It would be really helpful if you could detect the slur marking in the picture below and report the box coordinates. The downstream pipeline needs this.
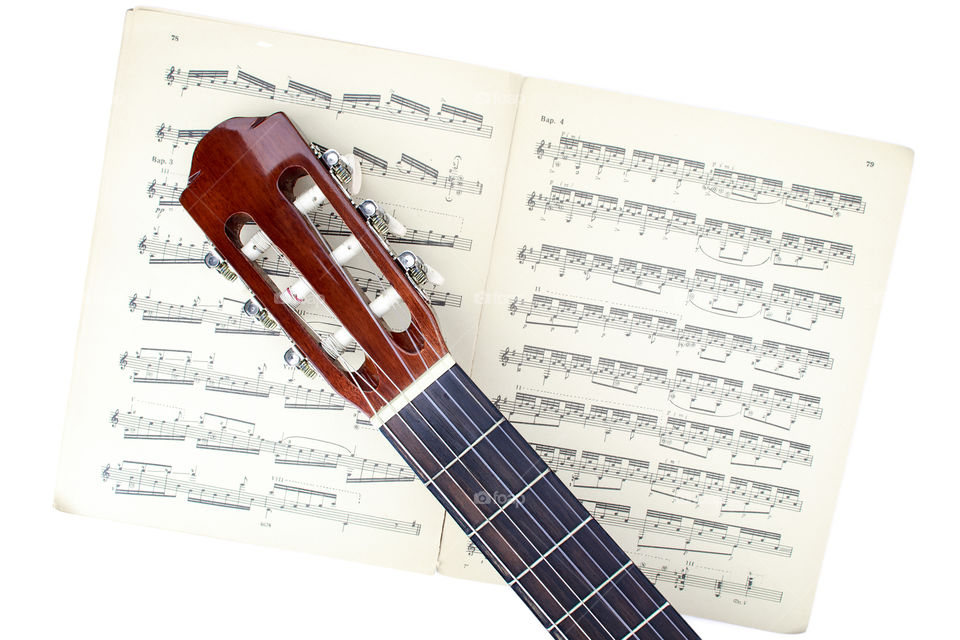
[547,560,632,633]
[426,418,505,486]
[509,515,592,586]
[620,602,669,639]
[475,467,551,533]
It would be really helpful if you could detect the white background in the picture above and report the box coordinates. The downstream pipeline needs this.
[2,1,957,638]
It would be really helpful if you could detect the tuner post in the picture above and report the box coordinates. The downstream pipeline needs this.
[203,252,238,282]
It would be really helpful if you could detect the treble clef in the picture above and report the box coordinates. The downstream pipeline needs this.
[508,297,519,315]
[517,244,528,264]
[119,352,128,370]
[128,293,138,311]
[109,409,119,426]
[536,139,545,159]
[526,192,536,210]
[101,464,111,481]
[147,179,157,198]
[156,123,166,142]
[166,66,176,85]
[499,348,510,367]
[138,235,147,254]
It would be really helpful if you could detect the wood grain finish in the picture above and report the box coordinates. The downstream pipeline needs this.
[179,113,448,415]
[380,364,701,640]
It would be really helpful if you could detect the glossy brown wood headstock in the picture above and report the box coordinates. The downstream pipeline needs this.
[179,112,448,415]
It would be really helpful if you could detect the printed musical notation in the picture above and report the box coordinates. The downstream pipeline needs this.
[518,244,844,330]
[308,207,473,251]
[119,348,345,410]
[509,293,833,380]
[165,66,493,138]
[130,293,282,336]
[351,147,483,198]
[154,122,206,147]
[536,135,866,217]
[527,187,856,270]
[644,566,782,604]
[495,391,813,470]
[103,461,421,534]
[138,232,464,308]
[500,344,822,427]
[584,501,792,558]
[531,442,802,514]
[112,409,414,482]
[462,541,783,603]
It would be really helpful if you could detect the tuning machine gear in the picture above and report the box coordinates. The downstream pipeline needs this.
[242,298,277,330]
[283,347,317,379]
[203,251,237,281]
[312,144,359,193]
[397,251,444,289]
[357,199,407,239]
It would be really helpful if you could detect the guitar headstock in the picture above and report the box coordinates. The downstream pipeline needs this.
[179,112,448,416]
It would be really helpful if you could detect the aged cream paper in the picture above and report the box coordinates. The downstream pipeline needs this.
[438,78,912,632]
[55,8,521,573]
[57,8,912,631]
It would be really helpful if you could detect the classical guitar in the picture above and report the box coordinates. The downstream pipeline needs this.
[179,112,701,640]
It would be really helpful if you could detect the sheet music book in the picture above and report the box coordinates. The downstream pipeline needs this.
[55,8,913,633]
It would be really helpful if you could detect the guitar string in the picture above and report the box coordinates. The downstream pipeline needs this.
[352,315,677,639]
[330,350,579,639]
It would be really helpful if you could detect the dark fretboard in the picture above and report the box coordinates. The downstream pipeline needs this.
[380,363,700,640]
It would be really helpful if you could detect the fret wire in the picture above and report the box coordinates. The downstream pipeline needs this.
[440,366,693,639]
[476,467,550,532]
[389,406,623,637]
[621,602,669,640]
[416,372,663,639]
[378,422,564,634]
[426,417,505,485]
[548,561,631,633]
[509,515,592,586]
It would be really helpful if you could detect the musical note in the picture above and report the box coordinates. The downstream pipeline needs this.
[107,462,421,534]
[165,67,493,138]
[537,134,866,216]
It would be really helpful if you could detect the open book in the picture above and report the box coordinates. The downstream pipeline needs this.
[55,8,913,633]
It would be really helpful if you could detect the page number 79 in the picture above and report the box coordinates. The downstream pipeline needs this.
[866,160,875,168]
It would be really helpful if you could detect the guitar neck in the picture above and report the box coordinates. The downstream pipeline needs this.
[378,359,700,640]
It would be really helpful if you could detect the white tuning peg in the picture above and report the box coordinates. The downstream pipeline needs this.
[240,153,364,261]
[340,153,363,196]
[423,261,445,287]
[358,200,407,238]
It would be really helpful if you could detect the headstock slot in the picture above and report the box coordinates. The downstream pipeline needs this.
[180,113,447,414]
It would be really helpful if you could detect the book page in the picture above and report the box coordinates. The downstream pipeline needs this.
[55,8,522,574]
[437,78,912,631]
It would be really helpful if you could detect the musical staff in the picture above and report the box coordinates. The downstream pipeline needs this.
[495,390,813,469]
[165,66,493,138]
[462,541,782,603]
[645,567,782,604]
[536,134,866,216]
[352,147,483,197]
[307,207,472,251]
[119,348,345,410]
[500,344,822,426]
[531,442,802,514]
[527,186,856,270]
[154,122,207,147]
[104,461,421,534]
[509,293,833,379]
[517,243,845,329]
[138,233,463,308]
[112,409,415,483]
[129,293,281,336]
[583,500,792,558]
